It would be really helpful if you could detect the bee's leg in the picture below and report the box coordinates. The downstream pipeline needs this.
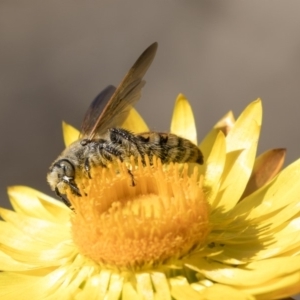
[84,157,92,179]
[127,168,135,186]
[55,187,71,207]
[67,180,82,197]
[109,128,146,165]
[61,176,82,198]
[100,141,136,186]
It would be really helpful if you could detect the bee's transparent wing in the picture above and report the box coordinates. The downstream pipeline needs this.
[80,42,158,140]
[80,85,116,137]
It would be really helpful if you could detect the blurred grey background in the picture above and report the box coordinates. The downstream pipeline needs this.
[1,0,300,209]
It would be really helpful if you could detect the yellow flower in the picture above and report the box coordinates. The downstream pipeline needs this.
[1,95,300,300]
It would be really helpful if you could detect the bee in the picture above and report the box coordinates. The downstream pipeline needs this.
[47,42,203,205]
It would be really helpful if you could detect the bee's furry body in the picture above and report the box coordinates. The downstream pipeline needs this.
[48,127,203,200]
[85,128,203,166]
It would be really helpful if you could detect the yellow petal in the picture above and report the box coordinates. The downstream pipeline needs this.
[136,273,154,299]
[199,128,220,166]
[259,205,300,234]
[215,99,262,212]
[0,250,34,271]
[197,284,254,300]
[122,282,141,300]
[202,131,226,207]
[106,273,123,300]
[239,272,300,299]
[77,270,111,299]
[76,272,111,300]
[199,111,235,160]
[121,107,149,133]
[214,111,235,136]
[241,148,286,199]
[0,207,70,243]
[170,276,202,300]
[7,186,70,223]
[253,219,300,259]
[231,158,300,219]
[209,225,300,265]
[151,272,171,299]
[186,256,300,287]
[0,273,44,299]
[62,121,80,147]
[171,94,197,145]
[0,241,75,266]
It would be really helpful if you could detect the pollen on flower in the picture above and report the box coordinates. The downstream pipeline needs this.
[70,157,210,270]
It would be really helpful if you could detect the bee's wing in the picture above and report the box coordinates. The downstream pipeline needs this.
[80,42,158,139]
[80,85,116,137]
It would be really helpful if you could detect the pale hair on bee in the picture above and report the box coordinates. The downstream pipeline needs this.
[47,42,203,206]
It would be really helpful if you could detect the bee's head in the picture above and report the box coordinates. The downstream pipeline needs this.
[47,159,80,200]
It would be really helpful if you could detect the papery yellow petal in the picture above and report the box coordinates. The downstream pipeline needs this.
[254,221,300,259]
[76,270,111,299]
[8,186,69,223]
[121,107,149,133]
[199,128,219,164]
[240,272,300,300]
[199,111,234,162]
[0,250,35,271]
[0,270,71,299]
[0,230,77,268]
[121,282,140,300]
[0,217,74,265]
[208,208,300,263]
[62,266,93,296]
[241,148,286,199]
[0,241,75,266]
[0,273,44,299]
[249,243,300,266]
[186,256,300,287]
[136,273,154,299]
[62,121,80,147]
[171,94,197,145]
[202,131,226,207]
[40,255,98,298]
[0,207,70,243]
[97,270,112,297]
[170,276,201,300]
[260,205,300,234]
[214,111,235,135]
[107,273,123,300]
[198,284,254,300]
[0,220,39,252]
[41,269,76,300]
[215,99,262,212]
[231,158,300,219]
[76,274,108,300]
[151,272,171,299]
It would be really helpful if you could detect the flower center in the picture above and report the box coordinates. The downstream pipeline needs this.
[70,157,210,270]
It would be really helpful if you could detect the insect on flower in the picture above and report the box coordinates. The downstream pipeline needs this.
[47,42,203,205]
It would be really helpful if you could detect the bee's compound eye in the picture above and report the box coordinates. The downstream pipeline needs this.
[58,159,75,178]
[47,159,73,192]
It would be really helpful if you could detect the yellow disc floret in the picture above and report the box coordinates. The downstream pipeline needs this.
[70,157,210,270]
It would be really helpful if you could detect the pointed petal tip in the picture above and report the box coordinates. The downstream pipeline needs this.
[171,93,197,144]
[177,93,186,99]
[62,121,80,147]
[214,111,235,135]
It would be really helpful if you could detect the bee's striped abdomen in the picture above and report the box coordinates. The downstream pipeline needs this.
[137,132,203,165]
